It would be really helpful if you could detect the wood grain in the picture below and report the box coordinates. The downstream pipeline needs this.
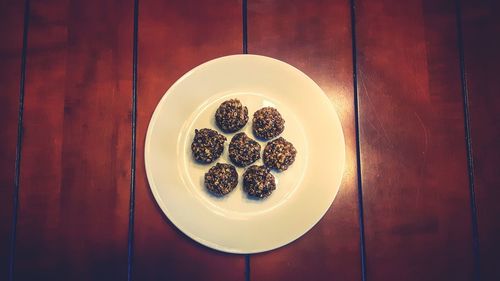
[0,0,25,279]
[460,0,500,280]
[133,1,244,280]
[247,1,362,280]
[355,0,475,280]
[13,0,133,280]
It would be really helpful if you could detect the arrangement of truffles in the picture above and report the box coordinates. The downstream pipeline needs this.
[191,98,297,199]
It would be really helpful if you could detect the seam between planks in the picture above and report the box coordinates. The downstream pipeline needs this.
[243,0,248,55]
[349,0,368,280]
[127,0,139,280]
[8,0,31,280]
[454,1,480,280]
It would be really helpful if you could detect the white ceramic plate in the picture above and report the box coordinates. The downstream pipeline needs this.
[145,55,345,254]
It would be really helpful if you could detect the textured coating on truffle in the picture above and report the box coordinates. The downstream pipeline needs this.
[252,107,285,140]
[204,163,238,196]
[215,99,249,133]
[243,165,276,198]
[263,137,297,171]
[191,128,226,164]
[229,132,261,167]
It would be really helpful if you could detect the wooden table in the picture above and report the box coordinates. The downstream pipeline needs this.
[1,0,499,280]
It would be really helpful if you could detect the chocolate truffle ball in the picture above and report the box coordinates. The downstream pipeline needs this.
[204,163,238,196]
[191,128,226,164]
[263,137,297,171]
[243,165,276,199]
[228,132,261,167]
[252,107,285,140]
[215,99,249,133]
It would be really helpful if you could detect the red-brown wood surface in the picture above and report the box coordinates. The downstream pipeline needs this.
[0,1,25,279]
[133,1,245,280]
[247,0,362,280]
[3,0,500,280]
[356,0,475,280]
[461,0,500,280]
[13,0,133,280]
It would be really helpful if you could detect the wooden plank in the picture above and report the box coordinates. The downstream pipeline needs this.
[460,0,500,280]
[0,0,25,279]
[14,0,133,280]
[133,1,245,280]
[355,0,475,280]
[248,1,362,280]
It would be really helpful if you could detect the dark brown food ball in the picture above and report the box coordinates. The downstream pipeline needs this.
[191,128,226,164]
[204,163,238,196]
[252,107,285,140]
[243,165,276,199]
[228,132,261,167]
[215,99,249,133]
[263,137,297,172]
